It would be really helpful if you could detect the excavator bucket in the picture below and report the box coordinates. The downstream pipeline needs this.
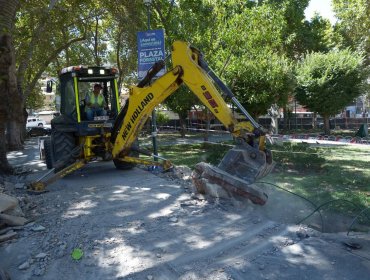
[218,143,275,184]
[192,144,274,205]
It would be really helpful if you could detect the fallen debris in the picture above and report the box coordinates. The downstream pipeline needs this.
[0,230,17,242]
[35,252,47,259]
[31,224,46,232]
[0,192,29,243]
[0,267,10,280]
[18,261,30,270]
[0,213,27,227]
[0,193,18,213]
[169,217,178,223]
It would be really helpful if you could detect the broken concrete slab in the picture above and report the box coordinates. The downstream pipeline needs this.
[0,213,28,226]
[0,193,18,213]
[0,230,17,242]
[192,162,268,205]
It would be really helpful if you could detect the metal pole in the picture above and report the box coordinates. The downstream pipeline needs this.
[145,1,158,161]
[147,4,150,30]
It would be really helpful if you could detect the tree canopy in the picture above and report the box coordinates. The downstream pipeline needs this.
[332,0,370,65]
[1,0,369,174]
[295,49,366,134]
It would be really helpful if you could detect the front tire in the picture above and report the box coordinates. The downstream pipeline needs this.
[113,159,136,170]
[113,140,139,170]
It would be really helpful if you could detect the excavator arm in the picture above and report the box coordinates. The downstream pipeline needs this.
[111,41,265,156]
[110,41,274,185]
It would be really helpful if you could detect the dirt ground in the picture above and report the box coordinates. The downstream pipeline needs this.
[0,139,369,280]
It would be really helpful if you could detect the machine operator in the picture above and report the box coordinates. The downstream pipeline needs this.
[85,83,107,120]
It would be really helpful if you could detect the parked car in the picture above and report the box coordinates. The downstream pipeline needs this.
[26,126,51,137]
[26,117,46,128]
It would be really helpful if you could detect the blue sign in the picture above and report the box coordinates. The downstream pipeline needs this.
[137,29,166,80]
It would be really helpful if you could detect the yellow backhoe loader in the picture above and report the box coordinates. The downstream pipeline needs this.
[30,41,274,203]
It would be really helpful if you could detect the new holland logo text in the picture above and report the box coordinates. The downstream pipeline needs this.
[121,92,154,141]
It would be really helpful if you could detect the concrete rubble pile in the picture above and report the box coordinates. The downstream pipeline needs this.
[0,182,28,243]
[192,162,268,205]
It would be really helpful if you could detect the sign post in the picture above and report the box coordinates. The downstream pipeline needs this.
[137,29,165,162]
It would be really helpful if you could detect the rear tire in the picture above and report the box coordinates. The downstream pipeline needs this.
[52,131,77,171]
[44,138,54,169]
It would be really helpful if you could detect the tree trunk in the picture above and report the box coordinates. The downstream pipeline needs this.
[312,112,317,129]
[0,123,12,175]
[323,115,331,135]
[179,117,186,138]
[6,120,23,151]
[7,61,24,151]
[203,109,210,142]
[0,0,20,174]
[62,29,70,65]
[14,1,49,152]
[115,27,124,91]
[6,61,24,151]
[94,16,100,66]
[283,106,288,130]
[268,104,279,134]
[270,116,278,134]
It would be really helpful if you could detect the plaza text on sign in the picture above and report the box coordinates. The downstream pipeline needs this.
[137,29,166,80]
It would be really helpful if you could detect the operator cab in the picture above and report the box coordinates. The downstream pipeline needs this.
[59,65,120,123]
[50,65,121,135]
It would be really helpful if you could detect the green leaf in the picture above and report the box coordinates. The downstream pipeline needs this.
[71,248,83,260]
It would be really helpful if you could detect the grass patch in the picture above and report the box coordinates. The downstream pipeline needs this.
[267,143,369,208]
[262,143,369,227]
[157,142,230,168]
[150,139,369,224]
[139,132,205,146]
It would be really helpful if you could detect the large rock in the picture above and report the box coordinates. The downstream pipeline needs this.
[0,213,27,226]
[0,193,18,213]
[0,193,27,227]
[192,162,268,205]
[0,267,11,280]
[0,230,17,242]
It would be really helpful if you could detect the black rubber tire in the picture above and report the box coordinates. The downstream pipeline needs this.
[113,140,139,170]
[44,138,54,169]
[113,159,136,170]
[52,131,76,171]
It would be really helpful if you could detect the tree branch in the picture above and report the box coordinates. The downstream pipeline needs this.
[24,35,87,99]
[116,27,124,89]
[152,2,170,37]
[164,0,175,24]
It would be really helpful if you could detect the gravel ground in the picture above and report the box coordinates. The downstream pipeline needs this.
[0,138,369,279]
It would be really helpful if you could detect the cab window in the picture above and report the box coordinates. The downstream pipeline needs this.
[77,79,118,120]
[60,76,76,119]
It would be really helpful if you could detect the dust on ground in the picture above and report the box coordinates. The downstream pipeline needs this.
[0,138,369,280]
